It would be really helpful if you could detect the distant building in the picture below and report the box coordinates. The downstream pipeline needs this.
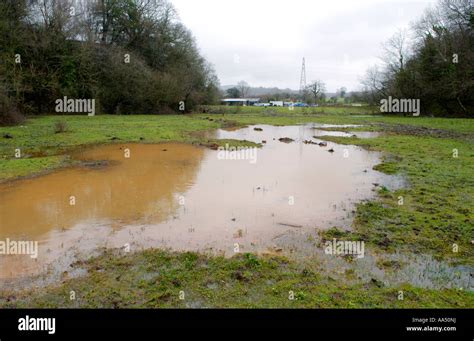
[221,98,260,106]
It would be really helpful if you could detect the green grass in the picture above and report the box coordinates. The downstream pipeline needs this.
[2,250,472,308]
[0,155,68,180]
[317,134,473,265]
[198,104,377,116]
[0,115,219,181]
[0,115,219,155]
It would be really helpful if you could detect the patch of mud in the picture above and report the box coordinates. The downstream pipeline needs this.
[312,130,381,139]
[377,123,472,140]
[311,124,363,129]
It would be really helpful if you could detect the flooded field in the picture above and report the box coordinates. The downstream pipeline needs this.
[0,124,471,292]
[0,124,399,281]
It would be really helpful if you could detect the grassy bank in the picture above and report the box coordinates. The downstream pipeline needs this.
[2,250,472,308]
[318,132,473,265]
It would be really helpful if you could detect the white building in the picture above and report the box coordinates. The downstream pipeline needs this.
[221,98,260,106]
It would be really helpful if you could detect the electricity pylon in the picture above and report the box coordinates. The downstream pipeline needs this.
[299,57,306,94]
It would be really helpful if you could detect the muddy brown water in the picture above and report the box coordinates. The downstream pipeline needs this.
[1,124,402,282]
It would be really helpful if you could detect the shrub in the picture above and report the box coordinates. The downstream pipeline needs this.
[0,87,24,126]
[54,121,67,133]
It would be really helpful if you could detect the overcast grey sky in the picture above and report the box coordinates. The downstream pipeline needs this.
[172,0,435,92]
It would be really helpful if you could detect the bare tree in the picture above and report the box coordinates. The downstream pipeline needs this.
[306,80,326,103]
[360,66,388,105]
[237,81,250,98]
[382,28,410,73]
[415,0,472,36]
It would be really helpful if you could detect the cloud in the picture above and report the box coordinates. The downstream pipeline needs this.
[172,0,434,91]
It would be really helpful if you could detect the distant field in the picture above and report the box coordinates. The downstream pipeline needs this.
[197,104,378,115]
[196,105,474,133]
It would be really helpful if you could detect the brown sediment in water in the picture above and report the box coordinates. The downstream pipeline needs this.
[0,125,401,281]
[1,143,204,239]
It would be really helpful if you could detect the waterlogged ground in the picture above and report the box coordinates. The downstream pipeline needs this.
[0,125,399,282]
[0,116,473,307]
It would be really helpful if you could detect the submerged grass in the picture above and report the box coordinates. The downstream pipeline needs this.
[2,250,472,308]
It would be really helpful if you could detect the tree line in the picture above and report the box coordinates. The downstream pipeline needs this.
[361,0,473,116]
[0,0,221,125]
